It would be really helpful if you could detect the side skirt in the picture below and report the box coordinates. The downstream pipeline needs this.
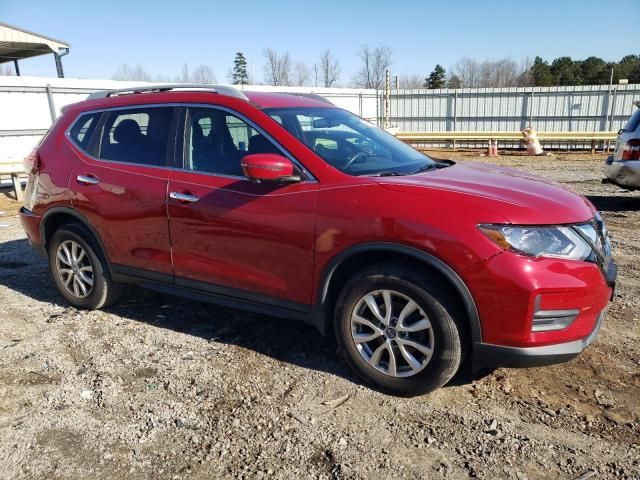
[111,264,324,332]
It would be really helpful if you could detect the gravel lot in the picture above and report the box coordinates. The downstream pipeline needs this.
[0,151,638,480]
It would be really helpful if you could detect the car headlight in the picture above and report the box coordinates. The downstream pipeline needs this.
[478,224,594,261]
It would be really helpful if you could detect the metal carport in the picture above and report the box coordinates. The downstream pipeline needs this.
[0,22,69,77]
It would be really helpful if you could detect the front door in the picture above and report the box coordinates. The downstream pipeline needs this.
[167,106,318,309]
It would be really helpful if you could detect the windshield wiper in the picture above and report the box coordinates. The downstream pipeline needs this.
[368,171,403,177]
[411,162,450,174]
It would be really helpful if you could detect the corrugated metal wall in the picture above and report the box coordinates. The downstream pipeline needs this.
[390,84,640,133]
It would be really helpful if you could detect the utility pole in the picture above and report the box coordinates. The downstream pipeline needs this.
[384,69,391,129]
[606,67,614,151]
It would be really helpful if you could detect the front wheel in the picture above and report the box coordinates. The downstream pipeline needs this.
[334,262,466,396]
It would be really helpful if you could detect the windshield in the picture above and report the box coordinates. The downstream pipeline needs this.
[263,107,435,176]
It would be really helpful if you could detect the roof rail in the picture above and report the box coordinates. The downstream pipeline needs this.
[87,84,249,101]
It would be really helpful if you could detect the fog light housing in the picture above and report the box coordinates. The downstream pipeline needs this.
[531,295,579,332]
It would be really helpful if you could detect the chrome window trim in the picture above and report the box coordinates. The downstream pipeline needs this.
[64,102,317,183]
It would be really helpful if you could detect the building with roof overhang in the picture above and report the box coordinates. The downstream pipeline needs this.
[0,22,69,77]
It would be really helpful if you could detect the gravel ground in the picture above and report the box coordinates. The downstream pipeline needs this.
[0,151,638,480]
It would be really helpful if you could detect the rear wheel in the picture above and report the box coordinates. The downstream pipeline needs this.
[334,262,465,396]
[48,224,122,309]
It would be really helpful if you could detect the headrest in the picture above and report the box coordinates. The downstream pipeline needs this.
[114,119,142,144]
[248,134,279,154]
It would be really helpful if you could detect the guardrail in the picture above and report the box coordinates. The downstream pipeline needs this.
[397,131,618,153]
[397,131,618,141]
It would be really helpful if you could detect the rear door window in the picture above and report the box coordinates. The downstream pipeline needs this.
[97,107,174,166]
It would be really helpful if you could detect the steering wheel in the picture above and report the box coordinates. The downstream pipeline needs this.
[343,151,368,170]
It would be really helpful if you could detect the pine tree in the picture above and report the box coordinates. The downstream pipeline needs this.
[530,56,554,86]
[232,52,249,85]
[426,64,446,89]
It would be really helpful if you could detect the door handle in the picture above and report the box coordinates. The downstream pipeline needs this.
[77,174,99,185]
[169,192,200,203]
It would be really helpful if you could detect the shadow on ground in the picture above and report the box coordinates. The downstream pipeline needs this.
[0,237,484,392]
[587,194,640,212]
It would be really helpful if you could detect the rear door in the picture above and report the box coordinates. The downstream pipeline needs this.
[167,105,318,308]
[68,105,177,279]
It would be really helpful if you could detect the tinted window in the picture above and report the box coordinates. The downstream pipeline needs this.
[186,107,281,176]
[98,107,173,166]
[622,109,640,133]
[69,112,101,150]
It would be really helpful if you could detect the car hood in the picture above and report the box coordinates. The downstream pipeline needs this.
[374,162,596,225]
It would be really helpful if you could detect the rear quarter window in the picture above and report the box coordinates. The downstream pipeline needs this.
[68,112,101,151]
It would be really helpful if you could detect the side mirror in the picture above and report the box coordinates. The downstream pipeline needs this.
[240,154,301,184]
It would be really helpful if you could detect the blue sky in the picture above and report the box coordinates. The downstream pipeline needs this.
[1,0,639,83]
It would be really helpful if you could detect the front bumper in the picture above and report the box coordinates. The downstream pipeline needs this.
[472,309,605,368]
[464,250,616,369]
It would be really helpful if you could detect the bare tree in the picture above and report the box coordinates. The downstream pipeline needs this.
[112,64,153,82]
[353,45,393,89]
[446,74,462,89]
[398,73,424,89]
[517,56,535,86]
[263,48,291,86]
[190,65,217,84]
[451,58,479,87]
[176,64,190,83]
[451,57,528,88]
[0,64,15,76]
[154,73,172,83]
[292,61,310,86]
[318,50,340,87]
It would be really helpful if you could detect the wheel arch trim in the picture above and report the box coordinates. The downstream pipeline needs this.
[317,242,482,343]
[40,206,111,265]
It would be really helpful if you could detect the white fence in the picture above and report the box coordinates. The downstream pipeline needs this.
[2,77,639,172]
[0,76,378,172]
[389,84,639,147]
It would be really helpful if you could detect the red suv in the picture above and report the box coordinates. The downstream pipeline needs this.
[20,85,616,396]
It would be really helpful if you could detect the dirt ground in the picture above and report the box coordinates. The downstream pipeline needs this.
[0,151,638,480]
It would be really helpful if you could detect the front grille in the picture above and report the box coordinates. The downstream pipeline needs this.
[574,214,612,269]
[593,216,612,259]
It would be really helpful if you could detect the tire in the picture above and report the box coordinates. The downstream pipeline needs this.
[334,262,466,396]
[48,223,122,309]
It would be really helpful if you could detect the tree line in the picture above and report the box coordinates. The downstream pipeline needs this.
[109,45,391,89]
[5,47,635,90]
[423,55,640,89]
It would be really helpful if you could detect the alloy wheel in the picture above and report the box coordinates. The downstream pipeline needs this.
[350,289,435,378]
[55,240,94,298]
